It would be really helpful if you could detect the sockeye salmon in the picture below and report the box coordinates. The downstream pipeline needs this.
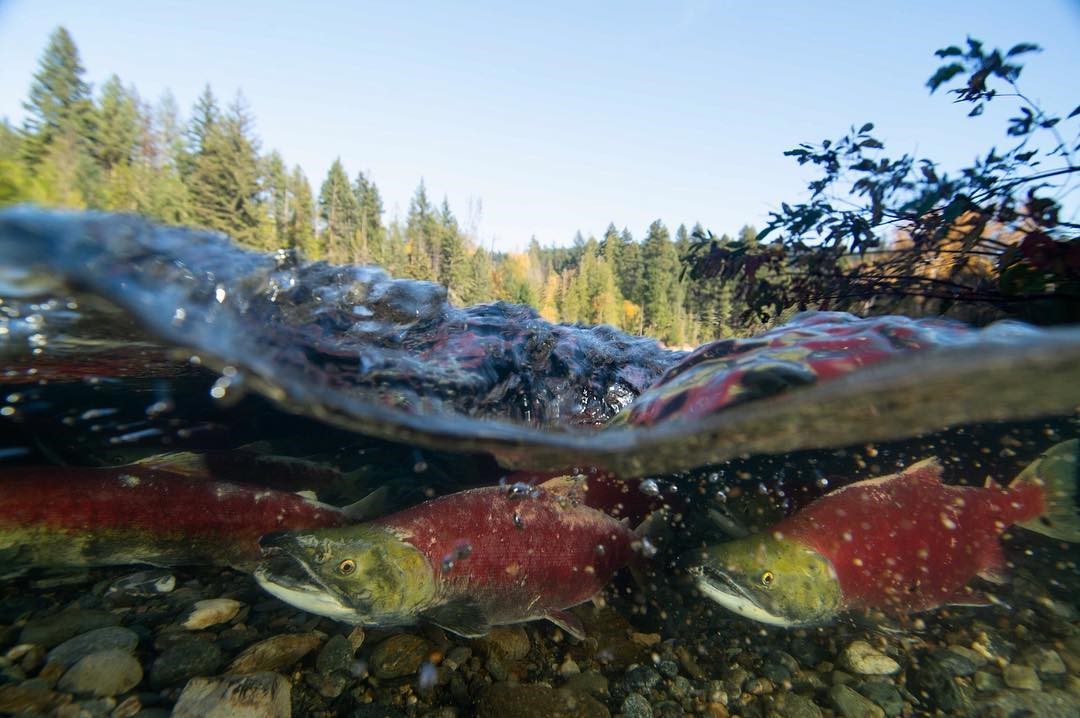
[687,439,1080,626]
[255,477,655,639]
[0,463,378,574]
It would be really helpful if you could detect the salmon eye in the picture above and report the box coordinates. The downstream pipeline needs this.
[761,571,774,587]
[338,559,357,575]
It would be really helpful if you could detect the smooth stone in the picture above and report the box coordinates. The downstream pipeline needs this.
[907,651,975,712]
[974,670,1003,692]
[477,682,610,718]
[370,634,430,680]
[475,626,530,661]
[105,570,176,601]
[946,645,987,668]
[1003,664,1041,691]
[828,684,884,718]
[766,692,824,718]
[47,626,139,668]
[0,682,68,714]
[563,669,609,696]
[839,642,900,676]
[657,660,679,679]
[975,688,1080,717]
[856,681,904,718]
[621,692,653,718]
[57,649,142,697]
[316,634,355,675]
[18,610,120,648]
[559,655,581,677]
[227,632,321,675]
[304,670,349,699]
[443,646,472,670]
[149,637,222,688]
[1017,647,1067,675]
[928,648,976,677]
[172,672,291,718]
[182,599,243,630]
[624,665,663,692]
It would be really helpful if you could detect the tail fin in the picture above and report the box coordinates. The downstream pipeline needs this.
[1013,439,1080,542]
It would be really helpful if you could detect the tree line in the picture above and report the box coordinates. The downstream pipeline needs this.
[0,27,784,346]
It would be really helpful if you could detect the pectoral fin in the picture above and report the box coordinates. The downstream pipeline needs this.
[545,609,585,640]
[421,598,491,638]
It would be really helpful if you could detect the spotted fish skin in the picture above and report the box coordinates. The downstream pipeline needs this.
[0,465,349,572]
[372,482,638,628]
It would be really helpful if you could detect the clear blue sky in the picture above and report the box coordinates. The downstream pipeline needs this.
[1,1,1077,252]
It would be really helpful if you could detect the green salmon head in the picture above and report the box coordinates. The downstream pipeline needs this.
[254,525,437,626]
[687,534,842,627]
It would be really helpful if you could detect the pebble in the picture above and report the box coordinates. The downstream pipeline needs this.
[1003,663,1042,691]
[563,669,609,697]
[946,644,987,668]
[227,631,322,674]
[370,633,431,679]
[623,665,662,693]
[839,641,900,676]
[621,692,653,718]
[317,633,355,674]
[927,648,977,677]
[559,654,580,677]
[0,682,69,714]
[172,672,291,718]
[974,670,1003,692]
[828,684,884,718]
[443,646,472,670]
[477,682,610,718]
[976,688,1080,716]
[476,626,530,660]
[57,649,142,697]
[767,692,823,718]
[149,636,223,688]
[105,570,176,602]
[46,626,139,668]
[856,681,904,718]
[182,598,243,630]
[18,610,120,648]
[1018,647,1067,675]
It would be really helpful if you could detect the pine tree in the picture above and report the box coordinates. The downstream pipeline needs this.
[353,172,384,263]
[318,158,359,262]
[463,246,494,305]
[22,27,95,165]
[95,75,141,210]
[265,150,289,247]
[641,220,679,343]
[405,180,437,280]
[0,120,32,205]
[21,26,99,206]
[437,196,469,294]
[287,165,317,257]
[136,92,190,224]
[615,227,642,307]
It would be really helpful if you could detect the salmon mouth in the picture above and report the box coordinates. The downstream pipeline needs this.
[689,563,795,628]
[254,542,370,623]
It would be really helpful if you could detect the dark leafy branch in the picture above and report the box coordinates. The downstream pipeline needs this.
[684,37,1080,325]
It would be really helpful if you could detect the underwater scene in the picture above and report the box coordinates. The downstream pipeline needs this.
[2,208,1080,718]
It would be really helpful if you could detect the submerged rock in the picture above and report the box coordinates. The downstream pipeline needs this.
[226,632,321,675]
[839,642,900,676]
[172,672,291,718]
[56,648,142,696]
[46,626,139,668]
[182,598,243,630]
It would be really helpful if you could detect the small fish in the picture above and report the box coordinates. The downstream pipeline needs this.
[0,463,380,573]
[255,477,652,639]
[687,440,1080,627]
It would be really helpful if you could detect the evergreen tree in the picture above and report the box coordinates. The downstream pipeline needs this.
[353,171,384,263]
[640,220,679,343]
[318,158,359,261]
[287,165,317,257]
[136,92,190,224]
[0,120,32,205]
[405,180,437,280]
[265,150,289,247]
[437,196,469,294]
[615,227,642,307]
[22,27,95,166]
[95,76,141,210]
[462,246,494,305]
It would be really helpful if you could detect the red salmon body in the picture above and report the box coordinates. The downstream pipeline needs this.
[775,459,1044,613]
[375,482,639,627]
[0,466,350,571]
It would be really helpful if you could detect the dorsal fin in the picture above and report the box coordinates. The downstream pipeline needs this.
[539,474,587,504]
[130,451,209,477]
[899,457,944,482]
